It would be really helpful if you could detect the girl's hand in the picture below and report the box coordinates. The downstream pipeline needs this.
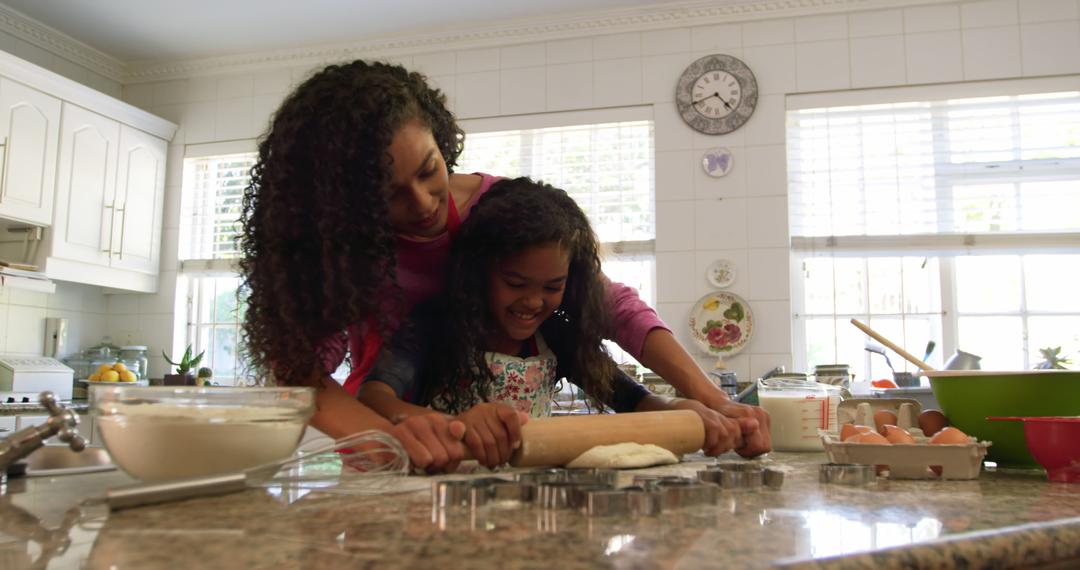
[706,398,772,458]
[669,398,745,456]
[388,414,467,472]
[456,403,529,468]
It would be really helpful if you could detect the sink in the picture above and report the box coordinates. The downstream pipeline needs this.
[24,446,115,477]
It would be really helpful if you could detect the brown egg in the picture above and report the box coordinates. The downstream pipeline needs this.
[840,423,874,441]
[848,431,890,445]
[873,410,898,434]
[882,425,916,444]
[930,426,970,445]
[918,409,949,436]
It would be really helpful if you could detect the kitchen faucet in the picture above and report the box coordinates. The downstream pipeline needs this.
[0,392,85,476]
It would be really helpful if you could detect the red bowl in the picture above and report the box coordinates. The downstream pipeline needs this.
[988,417,1080,483]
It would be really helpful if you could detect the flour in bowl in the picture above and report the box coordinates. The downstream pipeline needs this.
[97,403,307,482]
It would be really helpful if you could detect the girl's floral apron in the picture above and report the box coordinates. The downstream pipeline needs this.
[430,334,557,417]
[483,334,557,418]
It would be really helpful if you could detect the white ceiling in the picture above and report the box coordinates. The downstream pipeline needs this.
[0,0,705,63]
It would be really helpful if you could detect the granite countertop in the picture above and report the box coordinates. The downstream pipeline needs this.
[2,451,1079,569]
[0,401,90,416]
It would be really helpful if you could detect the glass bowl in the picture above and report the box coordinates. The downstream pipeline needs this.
[91,386,315,482]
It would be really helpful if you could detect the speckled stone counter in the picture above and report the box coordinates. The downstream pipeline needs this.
[2,451,1079,569]
[0,402,89,416]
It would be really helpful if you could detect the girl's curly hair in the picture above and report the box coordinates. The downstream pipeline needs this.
[240,60,463,385]
[427,177,617,413]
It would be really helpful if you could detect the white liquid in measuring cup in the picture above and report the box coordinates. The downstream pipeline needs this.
[759,393,838,451]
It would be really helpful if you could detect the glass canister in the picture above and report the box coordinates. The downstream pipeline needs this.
[119,346,150,380]
[757,377,844,451]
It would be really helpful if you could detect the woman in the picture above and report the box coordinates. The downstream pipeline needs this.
[239,60,769,471]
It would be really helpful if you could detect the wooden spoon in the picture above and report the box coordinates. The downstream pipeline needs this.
[850,318,935,371]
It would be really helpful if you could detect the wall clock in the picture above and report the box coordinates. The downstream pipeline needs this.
[675,54,758,135]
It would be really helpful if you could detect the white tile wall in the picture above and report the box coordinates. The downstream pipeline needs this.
[6,0,1076,378]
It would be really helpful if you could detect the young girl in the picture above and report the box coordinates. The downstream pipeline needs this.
[240,60,769,471]
[358,178,732,467]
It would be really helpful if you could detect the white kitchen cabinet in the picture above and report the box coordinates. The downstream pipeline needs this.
[0,50,177,293]
[51,103,119,268]
[43,104,168,291]
[111,125,166,274]
[0,78,61,226]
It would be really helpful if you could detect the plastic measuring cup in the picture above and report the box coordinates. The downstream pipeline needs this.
[757,377,843,451]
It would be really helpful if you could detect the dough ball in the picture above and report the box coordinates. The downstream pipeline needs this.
[565,443,680,469]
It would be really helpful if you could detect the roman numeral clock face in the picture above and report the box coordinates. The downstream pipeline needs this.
[675,54,758,135]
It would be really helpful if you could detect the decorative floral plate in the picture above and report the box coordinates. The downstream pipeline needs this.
[705,258,735,288]
[688,291,753,356]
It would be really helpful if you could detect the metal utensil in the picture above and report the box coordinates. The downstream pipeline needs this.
[944,350,982,370]
[865,342,896,375]
[923,340,936,363]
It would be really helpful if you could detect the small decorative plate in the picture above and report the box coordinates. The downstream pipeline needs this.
[688,291,753,356]
[701,147,734,178]
[706,258,736,288]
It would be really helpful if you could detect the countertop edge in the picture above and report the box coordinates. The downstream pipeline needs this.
[777,516,1080,569]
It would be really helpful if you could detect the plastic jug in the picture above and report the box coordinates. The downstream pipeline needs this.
[758,377,843,451]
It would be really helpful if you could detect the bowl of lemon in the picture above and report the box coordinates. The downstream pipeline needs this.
[81,362,148,393]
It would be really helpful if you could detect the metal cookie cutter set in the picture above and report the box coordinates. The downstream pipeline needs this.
[432,468,724,518]
[696,462,784,490]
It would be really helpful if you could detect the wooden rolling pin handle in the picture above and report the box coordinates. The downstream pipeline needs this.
[508,410,706,468]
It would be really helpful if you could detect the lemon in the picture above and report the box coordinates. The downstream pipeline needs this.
[113,362,127,373]
[101,370,120,382]
[88,372,102,382]
[96,364,113,375]
[119,370,137,382]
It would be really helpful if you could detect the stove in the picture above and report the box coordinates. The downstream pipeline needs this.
[0,356,74,401]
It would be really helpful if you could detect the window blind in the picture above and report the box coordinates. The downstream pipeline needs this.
[180,152,257,263]
[457,120,655,245]
[787,91,1080,248]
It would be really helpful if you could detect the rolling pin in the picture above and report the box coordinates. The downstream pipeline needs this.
[508,410,705,467]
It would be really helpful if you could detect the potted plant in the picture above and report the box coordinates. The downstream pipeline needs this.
[162,345,205,386]
[1035,346,1073,370]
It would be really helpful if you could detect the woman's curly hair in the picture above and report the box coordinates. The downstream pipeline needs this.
[427,177,618,413]
[240,60,463,385]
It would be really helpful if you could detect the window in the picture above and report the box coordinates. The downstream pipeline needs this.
[787,79,1080,381]
[179,144,256,385]
[456,108,656,364]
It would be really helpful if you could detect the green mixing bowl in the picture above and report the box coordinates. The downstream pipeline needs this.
[927,370,1080,467]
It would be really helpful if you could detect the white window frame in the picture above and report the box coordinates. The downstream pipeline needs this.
[788,77,1080,375]
[178,140,257,385]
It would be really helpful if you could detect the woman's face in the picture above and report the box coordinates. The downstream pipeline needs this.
[486,242,570,354]
[385,120,451,239]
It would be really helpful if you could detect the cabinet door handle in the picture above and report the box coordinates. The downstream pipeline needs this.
[115,206,126,259]
[102,202,115,254]
[0,135,8,200]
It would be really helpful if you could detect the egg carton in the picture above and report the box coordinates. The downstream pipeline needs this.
[833,397,925,435]
[819,430,992,480]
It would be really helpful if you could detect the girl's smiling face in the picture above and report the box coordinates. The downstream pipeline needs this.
[385,119,451,239]
[486,242,570,354]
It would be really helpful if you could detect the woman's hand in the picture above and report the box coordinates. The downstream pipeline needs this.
[697,393,772,458]
[455,403,529,468]
[667,398,746,456]
[388,414,467,472]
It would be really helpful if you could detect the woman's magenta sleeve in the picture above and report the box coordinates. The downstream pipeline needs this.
[603,276,671,359]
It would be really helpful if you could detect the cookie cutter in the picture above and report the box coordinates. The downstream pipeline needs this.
[632,475,693,490]
[433,477,513,510]
[698,463,764,489]
[515,469,568,485]
[565,468,619,487]
[819,463,875,485]
[656,478,718,508]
